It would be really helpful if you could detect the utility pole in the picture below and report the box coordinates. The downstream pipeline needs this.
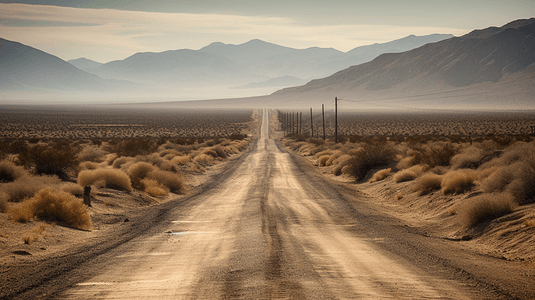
[310,108,313,137]
[322,104,325,141]
[335,97,338,143]
[299,112,303,136]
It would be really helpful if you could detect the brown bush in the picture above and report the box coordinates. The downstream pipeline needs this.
[111,156,134,169]
[0,192,8,213]
[459,193,516,227]
[78,169,132,192]
[171,155,190,165]
[0,160,28,182]
[345,141,397,181]
[127,162,155,189]
[59,182,84,197]
[393,165,426,183]
[1,175,62,202]
[413,142,457,168]
[142,178,170,197]
[413,173,443,195]
[441,169,477,195]
[369,168,392,183]
[147,169,186,194]
[77,146,108,162]
[18,140,79,177]
[8,187,92,230]
[106,139,158,157]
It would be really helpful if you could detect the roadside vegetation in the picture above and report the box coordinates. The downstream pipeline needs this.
[0,135,250,230]
[281,133,534,229]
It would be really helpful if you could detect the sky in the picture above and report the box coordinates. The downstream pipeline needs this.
[1,0,534,63]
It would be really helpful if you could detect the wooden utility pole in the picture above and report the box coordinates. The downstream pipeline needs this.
[335,97,338,143]
[310,108,313,137]
[322,104,325,140]
[299,112,303,136]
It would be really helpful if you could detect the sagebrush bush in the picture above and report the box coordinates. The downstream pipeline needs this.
[78,168,132,192]
[147,169,186,194]
[369,168,391,183]
[59,182,84,197]
[0,160,28,182]
[106,139,158,157]
[413,142,457,168]
[77,146,108,162]
[459,193,515,227]
[18,140,79,177]
[441,169,477,194]
[171,155,190,165]
[127,162,155,189]
[8,187,92,230]
[79,161,99,170]
[345,141,397,181]
[193,153,215,164]
[142,178,170,196]
[393,165,426,183]
[111,156,134,169]
[413,173,443,195]
[1,175,61,202]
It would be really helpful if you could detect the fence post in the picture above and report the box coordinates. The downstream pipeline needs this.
[310,108,313,138]
[322,104,326,140]
[335,97,338,143]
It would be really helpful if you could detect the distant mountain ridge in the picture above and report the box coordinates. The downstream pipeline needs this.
[272,18,535,110]
[67,34,453,88]
[67,57,103,73]
[0,38,110,91]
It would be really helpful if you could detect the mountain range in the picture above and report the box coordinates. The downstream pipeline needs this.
[269,18,535,110]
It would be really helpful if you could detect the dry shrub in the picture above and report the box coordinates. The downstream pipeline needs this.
[345,141,397,181]
[396,156,415,170]
[413,142,457,168]
[442,169,477,195]
[8,187,92,230]
[193,153,215,164]
[111,156,134,168]
[506,154,535,205]
[171,155,190,165]
[1,175,61,202]
[142,178,170,196]
[147,169,186,194]
[393,165,426,183]
[413,173,443,195]
[326,151,343,166]
[21,222,48,244]
[211,145,228,159]
[315,150,333,159]
[77,146,108,162]
[450,146,485,170]
[106,139,157,157]
[18,140,78,177]
[103,153,118,165]
[317,155,331,166]
[0,160,28,182]
[459,193,516,227]
[78,169,132,192]
[369,168,392,183]
[79,161,99,170]
[127,162,155,189]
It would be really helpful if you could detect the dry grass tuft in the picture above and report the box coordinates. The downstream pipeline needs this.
[413,173,443,195]
[393,165,426,183]
[142,178,170,197]
[21,222,48,244]
[59,182,84,197]
[79,161,99,170]
[111,156,134,169]
[369,168,392,183]
[8,187,92,230]
[459,193,516,227]
[0,160,28,182]
[441,169,477,195]
[394,192,403,200]
[345,141,397,181]
[77,146,108,162]
[78,168,132,192]
[147,170,186,194]
[127,162,155,189]
[193,153,215,164]
[1,175,62,202]
[171,155,190,165]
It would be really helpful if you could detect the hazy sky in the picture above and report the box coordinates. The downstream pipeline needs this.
[1,0,534,63]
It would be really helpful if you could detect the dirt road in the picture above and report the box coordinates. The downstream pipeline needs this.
[5,109,532,299]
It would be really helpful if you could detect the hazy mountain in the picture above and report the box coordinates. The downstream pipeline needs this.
[0,38,107,91]
[67,57,103,72]
[232,75,306,89]
[273,18,535,110]
[91,49,267,86]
